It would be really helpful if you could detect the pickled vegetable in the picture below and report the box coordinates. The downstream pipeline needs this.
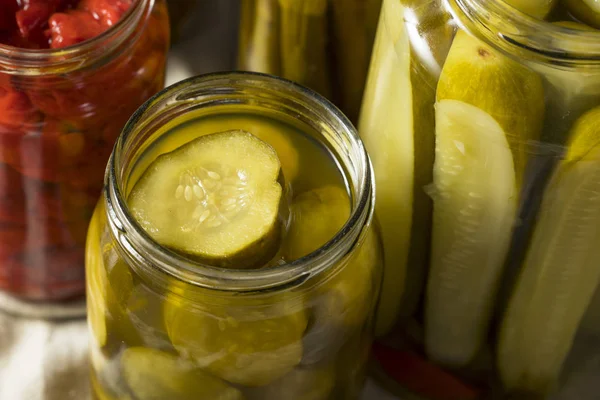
[504,0,557,18]
[238,0,280,75]
[165,291,307,387]
[564,0,600,28]
[425,30,544,367]
[128,130,284,269]
[498,106,600,395]
[359,0,454,335]
[121,347,244,400]
[277,0,331,99]
[284,186,377,364]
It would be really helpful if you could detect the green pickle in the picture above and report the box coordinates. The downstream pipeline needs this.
[87,107,376,399]
[121,347,244,400]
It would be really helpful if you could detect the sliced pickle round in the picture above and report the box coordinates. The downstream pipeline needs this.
[498,105,600,394]
[164,290,308,387]
[425,99,517,367]
[283,186,377,364]
[121,347,244,400]
[564,0,600,28]
[243,365,335,400]
[128,130,284,269]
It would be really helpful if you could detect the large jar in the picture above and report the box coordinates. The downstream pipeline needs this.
[86,72,383,400]
[0,0,169,302]
[360,0,600,398]
[237,0,382,123]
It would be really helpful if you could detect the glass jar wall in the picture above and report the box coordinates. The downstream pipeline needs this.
[237,0,382,123]
[359,0,600,398]
[0,0,169,302]
[86,73,383,400]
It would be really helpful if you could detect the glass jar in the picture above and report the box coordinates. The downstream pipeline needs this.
[237,0,382,123]
[359,0,600,398]
[0,0,169,302]
[86,72,382,400]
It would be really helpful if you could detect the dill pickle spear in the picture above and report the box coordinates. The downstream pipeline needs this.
[425,30,544,367]
[238,0,281,75]
[164,290,307,387]
[277,0,332,98]
[121,347,244,400]
[128,130,284,269]
[498,106,600,395]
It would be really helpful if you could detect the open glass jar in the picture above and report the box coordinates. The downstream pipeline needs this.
[0,0,169,302]
[237,0,382,123]
[360,0,600,398]
[86,72,382,400]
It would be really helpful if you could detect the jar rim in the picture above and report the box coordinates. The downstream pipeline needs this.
[105,72,376,292]
[0,0,151,74]
[449,0,600,65]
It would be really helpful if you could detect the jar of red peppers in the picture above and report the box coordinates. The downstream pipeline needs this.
[0,0,169,304]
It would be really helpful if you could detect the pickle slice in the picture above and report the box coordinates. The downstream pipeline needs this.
[121,347,244,400]
[283,186,378,364]
[164,290,307,387]
[498,106,600,395]
[128,130,284,269]
[425,99,517,367]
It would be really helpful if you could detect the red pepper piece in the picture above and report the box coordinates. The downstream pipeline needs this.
[47,10,105,49]
[0,86,39,129]
[78,0,133,27]
[0,0,18,33]
[372,342,482,400]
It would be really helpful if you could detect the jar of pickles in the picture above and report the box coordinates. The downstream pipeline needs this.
[237,0,382,123]
[359,0,600,398]
[0,0,169,302]
[86,72,382,400]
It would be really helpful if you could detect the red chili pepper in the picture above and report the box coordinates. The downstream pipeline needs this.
[372,342,482,400]
[47,10,105,49]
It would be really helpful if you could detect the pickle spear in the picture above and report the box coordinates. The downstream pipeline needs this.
[121,347,244,400]
[277,0,332,99]
[498,106,600,395]
[328,0,382,122]
[238,0,281,75]
[358,0,454,336]
[128,130,284,269]
[425,30,544,367]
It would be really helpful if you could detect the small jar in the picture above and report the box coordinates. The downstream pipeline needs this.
[86,72,382,399]
[237,0,382,123]
[359,0,600,398]
[0,0,169,303]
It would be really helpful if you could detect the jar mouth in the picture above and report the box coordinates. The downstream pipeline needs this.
[450,0,600,65]
[0,0,150,74]
[106,72,375,292]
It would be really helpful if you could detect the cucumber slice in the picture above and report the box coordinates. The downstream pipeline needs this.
[121,348,244,400]
[128,130,284,268]
[283,186,379,364]
[498,106,600,394]
[425,100,517,367]
[164,290,307,387]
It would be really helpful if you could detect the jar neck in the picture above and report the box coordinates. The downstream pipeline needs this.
[448,0,600,66]
[105,72,376,292]
[0,0,153,75]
